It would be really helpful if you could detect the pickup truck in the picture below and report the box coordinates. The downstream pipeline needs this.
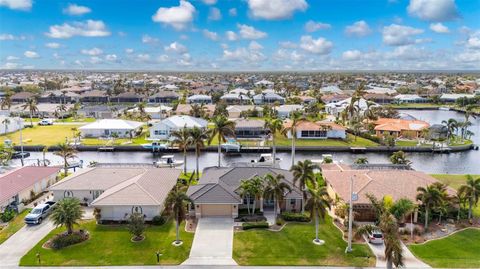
[24,201,56,225]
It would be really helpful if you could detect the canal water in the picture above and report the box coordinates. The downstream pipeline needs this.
[10,110,480,174]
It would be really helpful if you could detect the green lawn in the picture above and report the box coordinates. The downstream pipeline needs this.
[233,217,374,266]
[20,220,193,266]
[271,133,378,147]
[409,228,480,268]
[431,174,480,217]
[0,209,30,244]
[0,125,82,146]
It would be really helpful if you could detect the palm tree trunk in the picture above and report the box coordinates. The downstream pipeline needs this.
[252,198,256,216]
[217,134,221,167]
[30,112,33,126]
[468,197,473,219]
[291,134,296,167]
[386,258,393,269]
[196,148,199,180]
[64,157,68,177]
[272,134,276,166]
[315,211,319,241]
[176,217,180,243]
[183,148,187,174]
[425,208,429,230]
[273,197,277,221]
[302,192,306,214]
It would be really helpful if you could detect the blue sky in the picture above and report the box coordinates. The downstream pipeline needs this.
[0,0,479,70]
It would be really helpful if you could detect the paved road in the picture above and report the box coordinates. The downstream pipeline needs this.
[183,217,237,265]
[0,219,55,267]
[366,238,430,268]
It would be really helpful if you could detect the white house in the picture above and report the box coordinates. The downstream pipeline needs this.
[0,116,24,135]
[393,94,427,103]
[284,120,347,139]
[275,104,303,118]
[254,80,274,88]
[253,92,285,105]
[79,119,143,138]
[127,106,172,120]
[149,115,208,140]
[325,97,378,117]
[187,94,212,104]
[440,93,476,103]
[49,166,180,221]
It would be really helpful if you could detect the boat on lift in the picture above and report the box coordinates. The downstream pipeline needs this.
[221,139,241,153]
[251,153,281,166]
[154,155,184,168]
[142,141,168,151]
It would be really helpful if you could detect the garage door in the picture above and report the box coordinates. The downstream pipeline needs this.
[202,204,231,217]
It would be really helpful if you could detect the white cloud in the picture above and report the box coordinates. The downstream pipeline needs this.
[80,47,103,56]
[2,62,19,69]
[407,0,459,22]
[345,20,372,37]
[125,48,134,54]
[249,41,263,50]
[63,3,91,16]
[46,20,110,39]
[142,34,159,44]
[226,31,238,41]
[208,7,221,21]
[6,56,19,61]
[382,24,424,46]
[455,51,480,63]
[164,41,188,54]
[466,32,480,50]
[0,0,31,10]
[89,56,102,64]
[247,0,308,20]
[304,20,331,32]
[136,54,151,62]
[202,29,219,41]
[299,35,333,54]
[342,50,362,61]
[152,0,196,30]
[24,50,39,58]
[74,60,83,66]
[229,8,237,16]
[0,34,15,40]
[385,45,430,61]
[279,41,297,48]
[429,22,449,33]
[157,54,169,63]
[105,54,118,61]
[202,0,217,4]
[223,47,266,63]
[237,24,267,40]
[45,42,61,48]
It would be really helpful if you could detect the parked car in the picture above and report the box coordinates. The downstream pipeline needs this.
[11,151,30,159]
[367,230,384,244]
[38,118,54,126]
[24,201,56,225]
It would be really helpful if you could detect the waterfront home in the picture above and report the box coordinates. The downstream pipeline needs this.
[79,90,108,103]
[325,97,377,117]
[110,92,144,103]
[220,93,251,105]
[393,94,427,104]
[175,104,215,117]
[253,92,285,105]
[0,166,61,212]
[186,166,303,218]
[283,120,347,139]
[127,105,172,120]
[38,90,80,104]
[149,115,208,140]
[79,119,143,138]
[11,92,35,103]
[319,85,343,94]
[364,93,394,104]
[78,105,127,119]
[429,124,448,140]
[9,103,73,118]
[439,93,476,103]
[275,104,303,118]
[0,116,23,134]
[234,118,266,138]
[187,94,212,104]
[254,79,274,88]
[373,118,430,139]
[321,163,455,222]
[147,91,180,104]
[227,105,263,118]
[49,166,180,221]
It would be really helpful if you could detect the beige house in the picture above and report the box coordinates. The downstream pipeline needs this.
[187,166,303,218]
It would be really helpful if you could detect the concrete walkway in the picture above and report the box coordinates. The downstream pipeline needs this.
[0,219,55,266]
[183,217,237,265]
[366,238,430,268]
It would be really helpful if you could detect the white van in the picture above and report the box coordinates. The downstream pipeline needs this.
[38,119,54,126]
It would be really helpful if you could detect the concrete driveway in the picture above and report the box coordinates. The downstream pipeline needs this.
[0,219,55,266]
[366,239,430,268]
[183,217,237,265]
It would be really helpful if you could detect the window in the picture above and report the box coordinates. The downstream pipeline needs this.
[290,199,296,205]
[300,130,327,138]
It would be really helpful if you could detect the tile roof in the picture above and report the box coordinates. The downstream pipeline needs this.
[374,118,430,132]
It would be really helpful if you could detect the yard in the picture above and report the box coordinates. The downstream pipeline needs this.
[0,209,30,244]
[271,133,378,147]
[20,220,193,266]
[431,174,480,217]
[0,125,83,146]
[409,228,480,268]
[233,217,374,267]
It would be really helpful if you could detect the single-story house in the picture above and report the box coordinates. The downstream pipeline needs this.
[234,118,266,138]
[127,106,172,120]
[253,92,285,105]
[149,115,208,140]
[325,98,378,117]
[38,90,80,104]
[80,90,108,103]
[439,93,476,103]
[364,93,394,104]
[187,94,212,104]
[0,116,24,135]
[321,163,455,222]
[175,104,215,117]
[393,94,427,104]
[148,91,180,104]
[79,119,143,138]
[227,105,263,118]
[373,118,430,139]
[0,166,61,212]
[429,124,448,140]
[284,120,347,139]
[220,93,251,105]
[275,104,303,118]
[110,92,145,103]
[78,105,127,119]
[11,92,35,103]
[254,80,274,88]
[321,94,350,104]
[186,166,303,218]
[49,166,180,221]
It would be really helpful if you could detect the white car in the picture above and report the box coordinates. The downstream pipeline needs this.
[367,230,384,244]
[38,119,54,126]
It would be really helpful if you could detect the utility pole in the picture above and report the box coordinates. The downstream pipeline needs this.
[19,124,24,167]
[346,175,356,253]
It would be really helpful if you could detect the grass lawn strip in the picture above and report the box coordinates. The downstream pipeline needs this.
[0,209,30,244]
[408,228,480,268]
[233,216,374,267]
[20,220,193,266]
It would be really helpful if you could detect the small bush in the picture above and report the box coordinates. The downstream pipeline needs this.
[275,217,285,226]
[242,221,269,230]
[235,215,266,222]
[0,208,16,222]
[281,212,310,222]
[51,233,85,249]
[152,215,166,226]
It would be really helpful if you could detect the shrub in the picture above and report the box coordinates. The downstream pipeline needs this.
[242,221,269,230]
[0,208,16,222]
[275,217,285,226]
[128,213,145,240]
[281,212,310,222]
[51,232,85,249]
[152,215,166,226]
[235,215,266,222]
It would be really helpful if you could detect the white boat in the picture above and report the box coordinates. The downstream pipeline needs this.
[312,154,334,165]
[251,153,281,166]
[154,155,184,168]
[221,139,241,152]
[142,141,168,150]
[439,107,450,111]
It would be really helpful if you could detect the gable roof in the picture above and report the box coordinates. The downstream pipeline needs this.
[79,119,143,131]
[156,115,208,129]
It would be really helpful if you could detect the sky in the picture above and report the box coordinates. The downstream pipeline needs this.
[0,0,479,71]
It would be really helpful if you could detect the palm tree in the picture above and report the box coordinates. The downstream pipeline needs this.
[189,103,207,118]
[264,173,292,221]
[2,118,11,134]
[22,98,38,126]
[416,184,444,229]
[354,157,368,165]
[282,110,304,167]
[51,197,84,234]
[53,142,78,177]
[290,160,318,213]
[249,176,265,215]
[189,126,211,180]
[0,92,12,111]
[458,175,480,219]
[356,195,404,269]
[208,115,235,167]
[305,186,331,244]
[442,118,458,145]
[264,117,283,165]
[165,187,192,245]
[238,179,253,215]
[171,127,192,174]
[390,151,411,165]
